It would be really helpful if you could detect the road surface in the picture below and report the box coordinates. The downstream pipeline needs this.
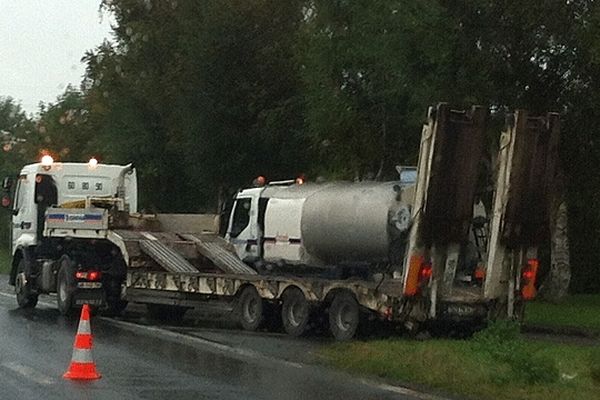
[0,275,440,400]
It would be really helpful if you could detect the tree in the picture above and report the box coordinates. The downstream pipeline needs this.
[0,97,36,246]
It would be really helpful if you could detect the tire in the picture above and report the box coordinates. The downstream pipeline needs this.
[57,257,76,316]
[328,292,360,341]
[15,258,38,309]
[146,304,188,322]
[236,286,263,331]
[105,277,128,316]
[281,287,310,337]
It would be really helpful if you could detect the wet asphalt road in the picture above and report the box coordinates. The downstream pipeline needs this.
[0,277,431,400]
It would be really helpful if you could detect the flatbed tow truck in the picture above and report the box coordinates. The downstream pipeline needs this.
[2,104,560,340]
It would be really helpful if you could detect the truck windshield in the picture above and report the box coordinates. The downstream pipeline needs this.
[229,198,252,238]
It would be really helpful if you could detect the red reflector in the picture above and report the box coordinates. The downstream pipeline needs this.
[419,263,433,281]
[474,265,486,280]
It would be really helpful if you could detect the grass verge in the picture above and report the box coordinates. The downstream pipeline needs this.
[320,322,598,400]
[525,295,600,332]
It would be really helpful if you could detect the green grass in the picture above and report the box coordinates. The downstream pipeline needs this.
[0,246,11,274]
[320,335,598,400]
[525,295,600,332]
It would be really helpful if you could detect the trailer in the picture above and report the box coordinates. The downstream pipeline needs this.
[1,104,560,340]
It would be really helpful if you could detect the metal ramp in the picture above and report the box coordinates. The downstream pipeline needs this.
[139,234,199,273]
[179,234,258,275]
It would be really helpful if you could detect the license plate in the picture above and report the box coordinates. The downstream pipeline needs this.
[77,282,103,289]
[75,298,103,305]
[446,304,476,316]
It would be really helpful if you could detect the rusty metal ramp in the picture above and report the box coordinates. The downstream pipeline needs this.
[179,233,257,275]
[139,233,199,273]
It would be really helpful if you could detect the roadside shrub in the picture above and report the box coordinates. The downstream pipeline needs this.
[472,320,559,384]
[511,352,560,384]
[472,320,524,362]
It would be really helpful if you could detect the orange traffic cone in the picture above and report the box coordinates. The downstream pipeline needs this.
[63,304,101,380]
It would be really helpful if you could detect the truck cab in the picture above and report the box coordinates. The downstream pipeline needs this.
[2,157,137,314]
[225,187,265,264]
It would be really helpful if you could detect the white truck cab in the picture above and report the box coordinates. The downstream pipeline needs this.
[9,160,137,254]
[2,157,137,314]
[225,187,264,263]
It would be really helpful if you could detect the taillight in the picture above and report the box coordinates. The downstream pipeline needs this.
[75,271,102,281]
[404,255,432,296]
[474,264,486,281]
[419,262,433,282]
[521,259,539,300]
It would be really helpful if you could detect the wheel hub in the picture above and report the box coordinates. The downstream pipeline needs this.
[289,301,307,327]
[15,272,27,295]
[58,279,67,302]
[244,298,258,322]
[336,304,353,330]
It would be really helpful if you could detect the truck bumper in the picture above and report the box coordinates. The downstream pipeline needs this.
[73,288,105,307]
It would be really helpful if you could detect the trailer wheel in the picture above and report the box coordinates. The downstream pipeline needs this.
[281,287,310,337]
[15,259,38,309]
[236,286,264,331]
[328,292,359,341]
[57,257,76,316]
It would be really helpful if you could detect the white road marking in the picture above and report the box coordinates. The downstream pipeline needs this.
[104,318,451,399]
[0,288,450,399]
[102,317,305,369]
[2,362,54,385]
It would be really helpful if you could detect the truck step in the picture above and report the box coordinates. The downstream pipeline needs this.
[180,234,258,275]
[139,238,199,273]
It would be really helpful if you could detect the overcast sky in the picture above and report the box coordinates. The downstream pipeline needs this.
[0,1,113,114]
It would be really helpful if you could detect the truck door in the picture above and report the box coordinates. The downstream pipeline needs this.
[226,196,261,262]
[12,173,37,252]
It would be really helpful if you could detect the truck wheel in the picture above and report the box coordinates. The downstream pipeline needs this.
[281,287,310,337]
[105,278,128,316]
[57,257,76,316]
[236,286,263,331]
[15,259,38,309]
[146,304,188,322]
[328,292,360,341]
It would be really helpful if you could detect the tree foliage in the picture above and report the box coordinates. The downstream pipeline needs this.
[1,0,599,292]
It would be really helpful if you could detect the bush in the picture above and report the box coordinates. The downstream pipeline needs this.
[472,320,559,384]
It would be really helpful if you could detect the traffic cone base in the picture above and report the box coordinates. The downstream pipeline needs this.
[63,304,101,380]
[63,362,101,380]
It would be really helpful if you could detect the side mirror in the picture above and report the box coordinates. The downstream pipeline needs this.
[1,195,12,209]
[2,176,13,191]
